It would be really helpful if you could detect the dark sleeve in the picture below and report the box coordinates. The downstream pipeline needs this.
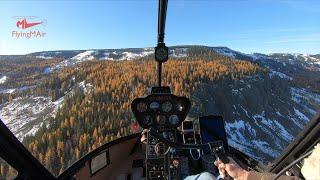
[247,171,299,180]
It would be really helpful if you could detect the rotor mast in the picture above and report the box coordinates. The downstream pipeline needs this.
[157,0,167,44]
[155,0,169,87]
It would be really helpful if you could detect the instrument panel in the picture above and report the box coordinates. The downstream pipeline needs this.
[131,94,191,129]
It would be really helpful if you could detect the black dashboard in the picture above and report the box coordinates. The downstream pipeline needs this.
[131,93,191,129]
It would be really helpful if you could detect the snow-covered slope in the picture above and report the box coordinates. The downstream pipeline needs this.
[193,70,319,163]
[71,50,96,61]
[31,46,320,76]
[0,85,36,94]
[52,50,97,70]
[209,47,320,68]
[0,96,64,140]
[170,48,188,58]
[35,47,190,72]
[45,48,154,71]
[211,47,243,58]
[28,46,320,77]
[269,70,292,80]
[0,79,93,141]
[119,49,154,60]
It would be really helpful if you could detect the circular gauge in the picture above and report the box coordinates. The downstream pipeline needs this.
[162,132,168,139]
[137,102,147,112]
[155,142,167,156]
[144,115,152,126]
[169,115,179,125]
[176,103,184,112]
[156,115,166,125]
[168,132,175,142]
[162,101,173,112]
[155,48,167,62]
[155,44,168,63]
[150,102,160,110]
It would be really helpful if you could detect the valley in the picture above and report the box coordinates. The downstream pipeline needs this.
[0,46,319,177]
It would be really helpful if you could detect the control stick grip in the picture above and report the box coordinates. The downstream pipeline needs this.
[217,154,233,180]
[218,154,229,164]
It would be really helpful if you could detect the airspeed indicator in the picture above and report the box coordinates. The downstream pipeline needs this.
[162,101,173,112]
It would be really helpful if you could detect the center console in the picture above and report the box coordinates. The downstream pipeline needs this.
[131,87,227,180]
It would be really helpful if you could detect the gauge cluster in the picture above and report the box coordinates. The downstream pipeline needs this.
[131,94,191,129]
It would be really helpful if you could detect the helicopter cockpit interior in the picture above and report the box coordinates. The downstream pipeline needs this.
[0,0,319,180]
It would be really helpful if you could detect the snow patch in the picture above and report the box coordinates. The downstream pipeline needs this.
[0,86,35,94]
[251,140,280,157]
[212,47,237,58]
[44,67,52,74]
[253,114,294,142]
[119,50,153,60]
[301,54,320,65]
[269,70,292,80]
[49,50,96,71]
[0,76,7,84]
[226,119,256,137]
[276,111,282,117]
[0,96,64,140]
[293,108,308,121]
[71,50,95,61]
[36,56,53,59]
[79,81,93,94]
[0,88,15,94]
[170,48,188,58]
[249,53,270,61]
[99,52,113,60]
[225,119,280,162]
[291,87,320,106]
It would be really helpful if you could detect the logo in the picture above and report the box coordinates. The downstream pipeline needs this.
[16,18,43,29]
[11,16,47,39]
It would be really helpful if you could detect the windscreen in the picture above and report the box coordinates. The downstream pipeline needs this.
[0,0,319,178]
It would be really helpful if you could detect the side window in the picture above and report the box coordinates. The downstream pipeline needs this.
[0,158,18,180]
[89,149,110,176]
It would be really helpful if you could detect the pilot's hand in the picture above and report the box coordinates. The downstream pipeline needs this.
[214,157,249,180]
[140,129,148,144]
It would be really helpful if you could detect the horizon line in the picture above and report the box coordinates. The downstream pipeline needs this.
[0,44,318,56]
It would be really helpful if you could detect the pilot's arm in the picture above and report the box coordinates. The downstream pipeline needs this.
[215,142,320,180]
[214,158,298,180]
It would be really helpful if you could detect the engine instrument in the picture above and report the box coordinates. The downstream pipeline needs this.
[131,90,191,129]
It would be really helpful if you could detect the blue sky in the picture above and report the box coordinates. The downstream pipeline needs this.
[0,0,319,55]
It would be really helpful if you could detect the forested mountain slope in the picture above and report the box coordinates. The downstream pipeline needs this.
[0,46,319,178]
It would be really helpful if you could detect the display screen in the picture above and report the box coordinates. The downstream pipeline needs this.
[182,121,194,131]
[199,115,229,153]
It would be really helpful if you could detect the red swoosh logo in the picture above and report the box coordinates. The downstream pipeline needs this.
[16,19,42,29]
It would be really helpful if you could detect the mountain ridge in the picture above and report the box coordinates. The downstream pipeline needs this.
[24,45,319,57]
[0,45,319,177]
[23,45,319,93]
